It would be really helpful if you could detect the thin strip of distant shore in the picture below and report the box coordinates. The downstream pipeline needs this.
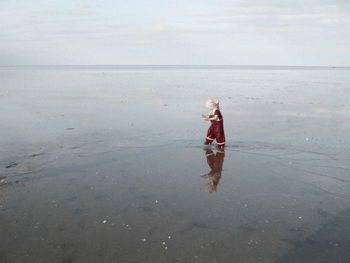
[0,65,349,71]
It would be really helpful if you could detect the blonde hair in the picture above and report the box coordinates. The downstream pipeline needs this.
[206,99,219,109]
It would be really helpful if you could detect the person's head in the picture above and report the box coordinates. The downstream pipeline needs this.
[206,99,219,110]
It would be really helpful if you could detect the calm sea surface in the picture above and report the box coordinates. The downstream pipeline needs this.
[1,66,350,262]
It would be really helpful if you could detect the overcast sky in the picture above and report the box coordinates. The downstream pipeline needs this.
[1,0,349,66]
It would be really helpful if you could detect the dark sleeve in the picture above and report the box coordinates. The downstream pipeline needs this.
[214,110,222,120]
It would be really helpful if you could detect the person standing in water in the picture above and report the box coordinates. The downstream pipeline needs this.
[201,99,226,149]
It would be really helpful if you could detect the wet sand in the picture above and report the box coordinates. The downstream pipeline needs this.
[1,66,350,262]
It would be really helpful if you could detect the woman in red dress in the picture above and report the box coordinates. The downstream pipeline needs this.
[201,99,226,148]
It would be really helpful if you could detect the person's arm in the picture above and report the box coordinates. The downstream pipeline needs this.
[201,114,209,120]
[208,115,219,121]
[201,114,219,121]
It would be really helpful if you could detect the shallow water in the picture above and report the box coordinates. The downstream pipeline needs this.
[1,66,350,262]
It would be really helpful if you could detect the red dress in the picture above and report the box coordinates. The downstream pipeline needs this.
[205,109,225,146]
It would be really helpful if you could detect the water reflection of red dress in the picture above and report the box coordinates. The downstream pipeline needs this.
[201,149,225,193]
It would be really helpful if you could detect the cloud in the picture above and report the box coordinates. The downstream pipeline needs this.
[0,0,349,65]
[198,0,350,27]
[188,0,350,46]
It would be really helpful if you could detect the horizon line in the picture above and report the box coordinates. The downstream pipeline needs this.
[1,64,350,69]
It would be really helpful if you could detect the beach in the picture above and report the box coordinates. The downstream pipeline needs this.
[1,66,350,262]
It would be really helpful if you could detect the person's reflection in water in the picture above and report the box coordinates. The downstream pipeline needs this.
[201,148,225,193]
